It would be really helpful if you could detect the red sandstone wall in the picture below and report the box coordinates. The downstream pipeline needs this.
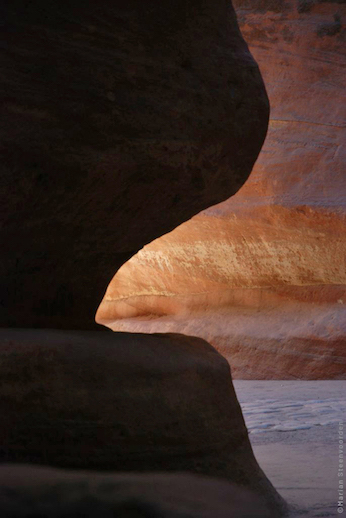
[97,0,346,379]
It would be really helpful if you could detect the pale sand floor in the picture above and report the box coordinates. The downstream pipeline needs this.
[233,381,346,517]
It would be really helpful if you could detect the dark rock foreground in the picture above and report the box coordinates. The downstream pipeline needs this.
[0,329,286,515]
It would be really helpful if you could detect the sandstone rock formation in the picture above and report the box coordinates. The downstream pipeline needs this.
[0,329,286,515]
[1,1,288,514]
[0,465,272,518]
[98,0,346,379]
[0,0,268,329]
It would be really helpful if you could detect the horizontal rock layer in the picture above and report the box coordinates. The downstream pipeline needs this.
[107,296,346,379]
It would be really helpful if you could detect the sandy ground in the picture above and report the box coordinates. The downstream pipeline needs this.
[234,381,346,517]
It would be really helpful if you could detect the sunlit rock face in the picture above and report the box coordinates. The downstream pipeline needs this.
[0,329,286,516]
[0,0,268,329]
[98,0,346,379]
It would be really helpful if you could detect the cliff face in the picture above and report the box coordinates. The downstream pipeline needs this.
[1,1,287,515]
[1,0,268,329]
[98,0,346,379]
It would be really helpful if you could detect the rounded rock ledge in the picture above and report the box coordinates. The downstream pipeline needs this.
[0,329,286,515]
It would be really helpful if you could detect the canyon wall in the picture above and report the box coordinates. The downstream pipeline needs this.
[98,0,346,379]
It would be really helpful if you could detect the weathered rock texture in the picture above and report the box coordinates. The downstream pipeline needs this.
[0,0,268,329]
[0,329,286,515]
[0,465,272,518]
[98,0,346,379]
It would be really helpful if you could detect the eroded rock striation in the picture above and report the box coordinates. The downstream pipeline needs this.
[0,0,268,329]
[0,329,286,515]
[98,0,346,379]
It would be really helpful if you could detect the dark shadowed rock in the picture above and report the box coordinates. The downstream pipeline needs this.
[0,465,272,517]
[0,0,269,329]
[0,329,286,515]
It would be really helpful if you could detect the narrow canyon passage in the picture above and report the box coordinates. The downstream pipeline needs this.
[1,1,344,517]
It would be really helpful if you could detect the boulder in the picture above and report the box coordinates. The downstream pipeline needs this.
[0,0,269,329]
[0,329,286,515]
[98,0,346,378]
